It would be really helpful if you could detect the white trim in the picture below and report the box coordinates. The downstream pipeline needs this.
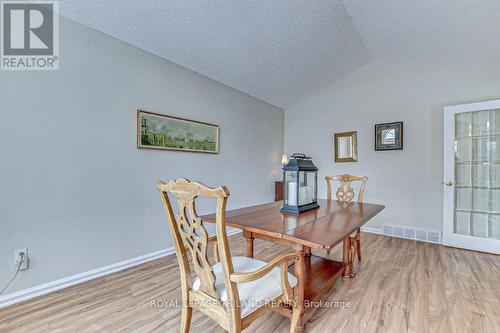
[443,237,500,254]
[443,101,456,248]
[0,229,242,309]
[444,99,500,113]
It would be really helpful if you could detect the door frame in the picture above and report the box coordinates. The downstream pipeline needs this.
[443,99,500,254]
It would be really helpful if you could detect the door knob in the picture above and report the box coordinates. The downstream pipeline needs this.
[445,181,454,186]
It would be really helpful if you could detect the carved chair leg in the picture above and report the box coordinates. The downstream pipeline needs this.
[293,247,306,332]
[356,228,361,262]
[227,309,242,333]
[290,306,301,333]
[180,305,192,333]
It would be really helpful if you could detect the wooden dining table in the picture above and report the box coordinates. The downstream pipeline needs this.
[202,199,384,332]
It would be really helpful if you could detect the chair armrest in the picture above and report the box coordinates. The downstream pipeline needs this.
[229,253,299,301]
[230,253,298,301]
[230,252,297,282]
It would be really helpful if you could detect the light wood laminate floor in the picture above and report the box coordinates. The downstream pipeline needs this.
[1,233,499,333]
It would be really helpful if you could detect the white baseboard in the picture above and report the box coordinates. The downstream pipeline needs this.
[0,229,242,309]
[0,248,174,309]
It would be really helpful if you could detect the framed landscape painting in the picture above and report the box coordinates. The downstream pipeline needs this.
[137,110,219,153]
[375,121,403,151]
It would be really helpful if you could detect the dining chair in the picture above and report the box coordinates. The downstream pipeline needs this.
[157,178,301,333]
[325,174,369,260]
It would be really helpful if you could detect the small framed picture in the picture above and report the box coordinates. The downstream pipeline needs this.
[375,121,403,151]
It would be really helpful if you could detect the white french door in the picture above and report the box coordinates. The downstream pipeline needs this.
[443,99,500,254]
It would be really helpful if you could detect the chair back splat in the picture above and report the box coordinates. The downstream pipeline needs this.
[325,174,368,202]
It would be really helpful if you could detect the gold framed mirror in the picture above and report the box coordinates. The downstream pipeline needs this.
[334,131,358,162]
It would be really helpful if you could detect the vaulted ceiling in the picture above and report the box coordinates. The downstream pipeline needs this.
[343,0,500,65]
[59,1,500,108]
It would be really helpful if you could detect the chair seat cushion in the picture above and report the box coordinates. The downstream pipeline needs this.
[192,256,297,317]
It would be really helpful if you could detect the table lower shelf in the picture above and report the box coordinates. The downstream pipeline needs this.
[290,254,344,303]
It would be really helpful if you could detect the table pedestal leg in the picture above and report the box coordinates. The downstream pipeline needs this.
[243,231,254,258]
[356,228,361,261]
[342,236,357,279]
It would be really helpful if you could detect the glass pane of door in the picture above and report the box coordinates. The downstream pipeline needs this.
[454,108,500,240]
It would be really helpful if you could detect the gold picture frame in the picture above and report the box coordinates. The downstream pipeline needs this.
[137,110,219,153]
[334,131,358,162]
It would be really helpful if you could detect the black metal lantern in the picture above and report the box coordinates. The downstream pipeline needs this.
[281,153,319,214]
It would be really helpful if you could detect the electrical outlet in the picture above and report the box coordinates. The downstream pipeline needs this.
[14,248,29,270]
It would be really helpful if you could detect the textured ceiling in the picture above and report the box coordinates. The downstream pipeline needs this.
[58,0,370,108]
[59,1,500,108]
[343,0,500,64]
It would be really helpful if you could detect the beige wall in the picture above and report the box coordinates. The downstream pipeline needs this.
[285,63,500,231]
[0,16,283,298]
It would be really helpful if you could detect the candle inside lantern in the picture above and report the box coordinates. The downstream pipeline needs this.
[298,186,308,206]
[288,182,297,206]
